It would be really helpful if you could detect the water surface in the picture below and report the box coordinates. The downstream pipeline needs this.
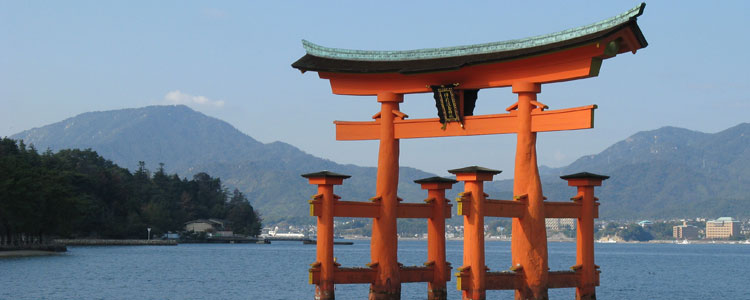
[2,241,748,299]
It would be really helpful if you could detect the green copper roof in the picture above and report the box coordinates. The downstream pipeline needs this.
[302,3,645,62]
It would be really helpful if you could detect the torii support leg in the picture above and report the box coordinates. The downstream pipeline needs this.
[562,174,608,300]
[511,82,549,300]
[302,172,350,300]
[450,167,501,300]
[576,185,596,300]
[369,92,403,300]
[463,177,487,300]
[418,179,457,300]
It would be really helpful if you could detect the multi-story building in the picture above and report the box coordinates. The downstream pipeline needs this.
[545,218,575,232]
[673,221,700,240]
[705,217,740,239]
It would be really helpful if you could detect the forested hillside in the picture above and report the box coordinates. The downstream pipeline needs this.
[0,138,261,245]
[12,105,435,224]
[487,123,750,219]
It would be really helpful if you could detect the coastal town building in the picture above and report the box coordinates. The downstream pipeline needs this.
[672,221,699,240]
[705,217,740,239]
[184,219,229,233]
[545,218,575,232]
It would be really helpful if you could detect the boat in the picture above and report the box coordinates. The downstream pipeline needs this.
[596,238,617,244]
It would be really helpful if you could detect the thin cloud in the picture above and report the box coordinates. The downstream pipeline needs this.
[164,90,225,108]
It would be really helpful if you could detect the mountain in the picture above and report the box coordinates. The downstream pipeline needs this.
[486,123,750,219]
[12,105,434,224]
[12,105,750,221]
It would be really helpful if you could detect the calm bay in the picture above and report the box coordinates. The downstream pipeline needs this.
[2,241,748,299]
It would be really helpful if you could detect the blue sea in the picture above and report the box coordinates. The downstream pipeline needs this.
[2,240,749,299]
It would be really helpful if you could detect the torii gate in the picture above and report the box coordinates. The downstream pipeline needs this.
[293,3,647,300]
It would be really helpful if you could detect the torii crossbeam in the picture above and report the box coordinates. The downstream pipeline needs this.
[293,3,647,300]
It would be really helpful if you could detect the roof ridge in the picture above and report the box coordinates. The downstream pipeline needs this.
[301,3,644,62]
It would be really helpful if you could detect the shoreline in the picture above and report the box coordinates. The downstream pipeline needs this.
[0,250,63,258]
[54,239,177,246]
[342,236,748,245]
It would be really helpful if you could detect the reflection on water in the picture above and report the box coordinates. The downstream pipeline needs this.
[2,241,748,299]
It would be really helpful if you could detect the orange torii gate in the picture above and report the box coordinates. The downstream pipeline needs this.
[293,3,647,300]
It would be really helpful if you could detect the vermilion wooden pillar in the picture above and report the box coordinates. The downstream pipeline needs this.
[370,92,404,300]
[302,171,351,300]
[415,176,457,300]
[510,82,549,300]
[449,166,502,300]
[561,172,609,300]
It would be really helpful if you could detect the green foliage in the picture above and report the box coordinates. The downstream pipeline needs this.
[486,219,512,236]
[619,226,653,241]
[9,106,436,225]
[490,123,750,220]
[336,219,371,237]
[0,138,262,244]
[646,221,680,240]
[397,219,427,237]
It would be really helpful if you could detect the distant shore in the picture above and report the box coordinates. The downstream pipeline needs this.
[0,250,64,258]
[0,243,67,258]
[54,239,177,246]
[343,236,748,245]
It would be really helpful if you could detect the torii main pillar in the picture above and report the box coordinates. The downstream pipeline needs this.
[370,92,403,299]
[511,82,549,299]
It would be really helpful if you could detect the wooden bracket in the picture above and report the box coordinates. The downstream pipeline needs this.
[392,109,408,120]
[570,192,584,201]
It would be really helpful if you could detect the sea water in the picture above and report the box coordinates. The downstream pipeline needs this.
[2,241,748,299]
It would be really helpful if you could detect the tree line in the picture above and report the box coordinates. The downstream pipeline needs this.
[0,138,261,246]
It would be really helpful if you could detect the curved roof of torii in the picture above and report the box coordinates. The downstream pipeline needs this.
[292,3,647,75]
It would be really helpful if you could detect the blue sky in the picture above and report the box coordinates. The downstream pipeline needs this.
[2,1,749,178]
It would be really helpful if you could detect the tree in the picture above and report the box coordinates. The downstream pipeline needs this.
[225,189,262,236]
[620,225,653,241]
[0,138,263,242]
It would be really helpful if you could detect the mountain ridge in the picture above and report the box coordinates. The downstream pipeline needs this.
[12,105,750,222]
[487,122,750,219]
[12,105,435,224]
